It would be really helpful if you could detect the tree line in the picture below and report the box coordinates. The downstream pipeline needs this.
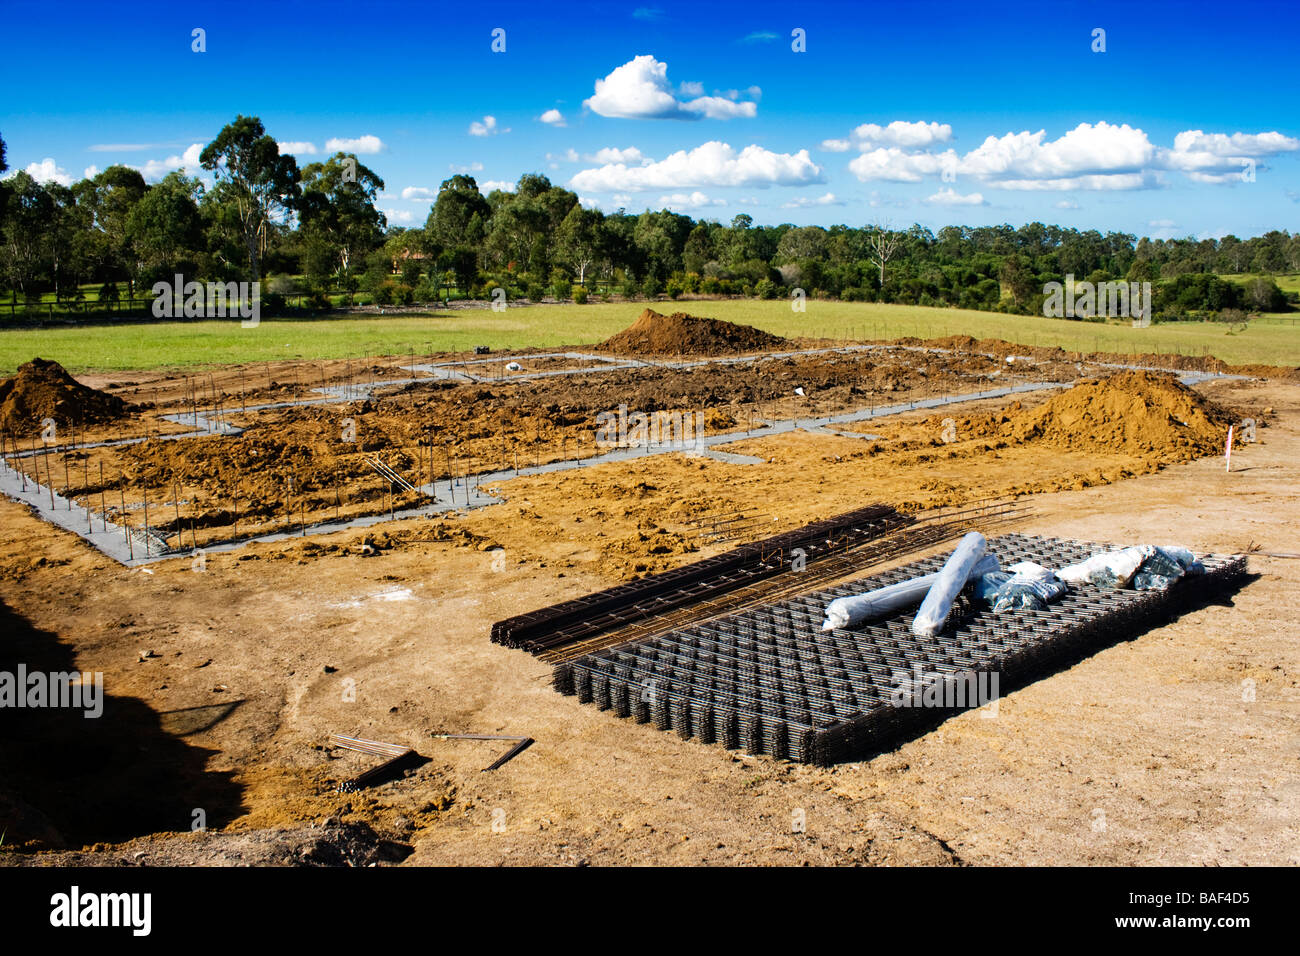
[1,115,1296,320]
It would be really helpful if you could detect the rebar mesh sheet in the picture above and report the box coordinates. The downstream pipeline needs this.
[491,503,911,652]
[553,534,1248,765]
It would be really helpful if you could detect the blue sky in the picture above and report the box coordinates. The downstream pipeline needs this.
[3,0,1298,239]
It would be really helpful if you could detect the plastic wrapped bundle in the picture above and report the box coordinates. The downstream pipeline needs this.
[987,562,1068,612]
[822,552,1000,631]
[912,532,988,638]
[1133,546,1202,591]
[1058,546,1153,589]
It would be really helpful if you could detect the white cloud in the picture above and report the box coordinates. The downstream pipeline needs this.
[583,55,757,120]
[960,122,1153,182]
[925,187,986,206]
[1171,129,1299,157]
[846,121,1176,191]
[325,134,384,154]
[83,165,100,180]
[1161,129,1298,183]
[579,196,603,209]
[381,208,414,224]
[479,180,515,193]
[278,141,319,155]
[546,148,580,163]
[468,116,508,137]
[781,192,843,208]
[539,108,566,127]
[401,186,436,201]
[849,147,956,183]
[133,143,204,182]
[449,162,484,173]
[850,121,953,149]
[570,140,823,191]
[657,191,726,209]
[1149,218,1177,228]
[820,138,851,153]
[678,81,704,97]
[1055,199,1080,209]
[8,157,74,186]
[585,146,648,165]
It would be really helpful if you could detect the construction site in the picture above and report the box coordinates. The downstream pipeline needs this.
[0,308,1295,867]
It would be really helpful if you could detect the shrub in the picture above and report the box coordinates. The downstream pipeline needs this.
[260,291,289,315]
[665,278,683,299]
[526,281,546,302]
[571,284,588,304]
[621,278,640,300]
[755,278,779,300]
[642,276,663,298]
[373,281,395,306]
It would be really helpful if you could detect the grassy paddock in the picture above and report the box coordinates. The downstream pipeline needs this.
[0,300,1296,374]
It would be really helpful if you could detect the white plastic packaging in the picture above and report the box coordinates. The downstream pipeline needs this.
[822,551,1000,631]
[912,532,988,638]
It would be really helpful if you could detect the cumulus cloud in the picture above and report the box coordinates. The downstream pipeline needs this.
[585,146,649,164]
[1161,129,1299,182]
[843,121,1297,191]
[133,143,204,182]
[278,141,319,155]
[401,186,436,201]
[380,207,414,224]
[657,191,726,209]
[925,187,986,206]
[849,147,957,183]
[5,157,75,186]
[569,140,823,191]
[539,108,566,127]
[325,134,384,154]
[781,192,843,208]
[468,116,508,137]
[850,121,953,150]
[546,148,580,163]
[83,165,100,179]
[583,55,758,120]
[479,180,515,193]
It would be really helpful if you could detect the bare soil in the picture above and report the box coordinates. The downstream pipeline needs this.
[0,350,1295,866]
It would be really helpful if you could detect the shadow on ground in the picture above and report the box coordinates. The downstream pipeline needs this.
[0,599,245,850]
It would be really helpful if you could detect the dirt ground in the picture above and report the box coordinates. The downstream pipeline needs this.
[0,368,1295,866]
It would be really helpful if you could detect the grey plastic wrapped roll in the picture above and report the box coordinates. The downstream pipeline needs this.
[911,531,987,637]
[822,551,999,631]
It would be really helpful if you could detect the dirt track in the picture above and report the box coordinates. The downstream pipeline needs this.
[0,372,1295,865]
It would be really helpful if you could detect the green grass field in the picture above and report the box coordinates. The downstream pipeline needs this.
[1,299,1297,375]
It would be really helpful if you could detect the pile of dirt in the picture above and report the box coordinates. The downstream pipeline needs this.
[599,308,789,355]
[924,370,1236,462]
[0,358,131,436]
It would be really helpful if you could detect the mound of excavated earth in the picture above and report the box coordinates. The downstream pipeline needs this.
[0,358,131,436]
[598,308,789,355]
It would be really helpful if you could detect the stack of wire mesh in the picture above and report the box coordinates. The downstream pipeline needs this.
[491,503,912,654]
[552,533,1248,765]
